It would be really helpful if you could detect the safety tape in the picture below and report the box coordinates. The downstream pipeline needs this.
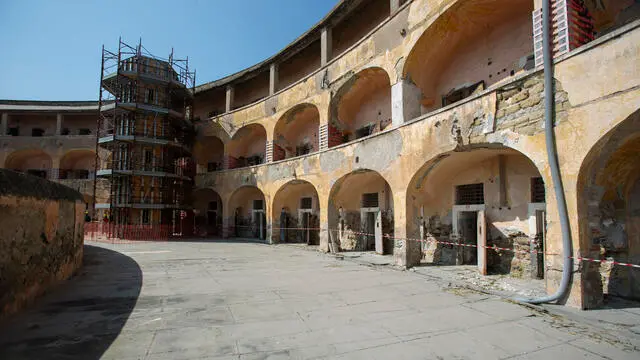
[87,225,640,269]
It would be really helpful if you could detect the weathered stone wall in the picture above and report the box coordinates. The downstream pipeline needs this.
[0,169,85,318]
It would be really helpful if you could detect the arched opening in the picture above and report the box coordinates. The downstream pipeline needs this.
[328,169,394,254]
[578,108,640,307]
[403,0,534,115]
[228,186,267,240]
[192,188,223,236]
[329,67,392,148]
[59,150,96,179]
[5,149,53,179]
[193,136,224,173]
[273,104,320,161]
[272,180,320,245]
[406,146,546,279]
[227,124,266,169]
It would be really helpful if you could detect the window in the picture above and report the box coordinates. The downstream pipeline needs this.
[455,183,484,205]
[78,128,91,135]
[208,201,218,211]
[61,128,70,135]
[300,197,313,209]
[361,193,379,208]
[8,127,19,136]
[141,209,150,225]
[355,124,374,140]
[531,177,546,203]
[253,199,264,210]
[31,128,45,137]
[442,81,485,107]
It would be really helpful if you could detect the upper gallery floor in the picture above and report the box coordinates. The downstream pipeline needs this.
[192,0,640,173]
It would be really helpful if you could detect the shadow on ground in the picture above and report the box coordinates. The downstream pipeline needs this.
[0,245,142,360]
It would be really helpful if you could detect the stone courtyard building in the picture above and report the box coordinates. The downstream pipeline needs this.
[1,0,639,309]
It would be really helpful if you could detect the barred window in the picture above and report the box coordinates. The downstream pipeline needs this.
[361,193,379,208]
[300,197,312,209]
[456,183,484,205]
[531,177,545,203]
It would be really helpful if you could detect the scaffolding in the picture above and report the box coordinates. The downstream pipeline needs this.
[92,38,196,240]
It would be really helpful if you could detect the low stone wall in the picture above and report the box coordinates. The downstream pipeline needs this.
[0,169,85,318]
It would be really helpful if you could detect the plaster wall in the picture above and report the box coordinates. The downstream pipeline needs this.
[431,10,533,110]
[274,105,320,158]
[0,170,84,318]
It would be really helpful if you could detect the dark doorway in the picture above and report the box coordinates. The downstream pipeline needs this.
[459,211,478,265]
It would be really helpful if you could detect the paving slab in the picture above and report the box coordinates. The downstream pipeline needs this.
[0,240,638,360]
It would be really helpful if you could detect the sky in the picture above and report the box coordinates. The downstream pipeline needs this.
[0,0,339,101]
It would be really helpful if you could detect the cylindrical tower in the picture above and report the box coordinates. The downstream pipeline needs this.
[94,39,196,239]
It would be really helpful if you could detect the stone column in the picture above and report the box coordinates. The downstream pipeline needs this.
[391,79,422,127]
[319,202,330,252]
[1,113,7,136]
[321,27,332,66]
[392,190,421,268]
[269,63,279,95]
[56,114,63,135]
[225,85,235,113]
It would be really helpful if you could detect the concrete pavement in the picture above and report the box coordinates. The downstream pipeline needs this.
[0,240,638,359]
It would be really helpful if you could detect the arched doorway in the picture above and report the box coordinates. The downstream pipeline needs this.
[328,169,394,254]
[328,67,391,147]
[272,180,320,245]
[578,108,640,306]
[192,188,223,236]
[273,104,320,161]
[227,124,266,169]
[60,150,96,179]
[5,149,53,179]
[228,186,267,240]
[406,146,546,277]
[403,0,534,115]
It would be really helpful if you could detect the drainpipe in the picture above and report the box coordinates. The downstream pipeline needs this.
[516,0,573,304]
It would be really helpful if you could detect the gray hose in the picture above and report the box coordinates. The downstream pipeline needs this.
[516,0,573,304]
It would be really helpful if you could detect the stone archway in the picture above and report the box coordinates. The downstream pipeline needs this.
[273,104,320,161]
[406,146,546,277]
[402,0,534,115]
[192,188,223,236]
[328,67,391,147]
[227,186,267,240]
[60,150,96,179]
[5,149,53,179]
[328,169,394,254]
[227,124,266,169]
[272,180,320,245]
[578,108,640,307]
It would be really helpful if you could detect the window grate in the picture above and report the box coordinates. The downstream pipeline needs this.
[456,183,484,205]
[300,197,312,209]
[531,177,545,203]
[253,199,264,210]
[361,193,379,208]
